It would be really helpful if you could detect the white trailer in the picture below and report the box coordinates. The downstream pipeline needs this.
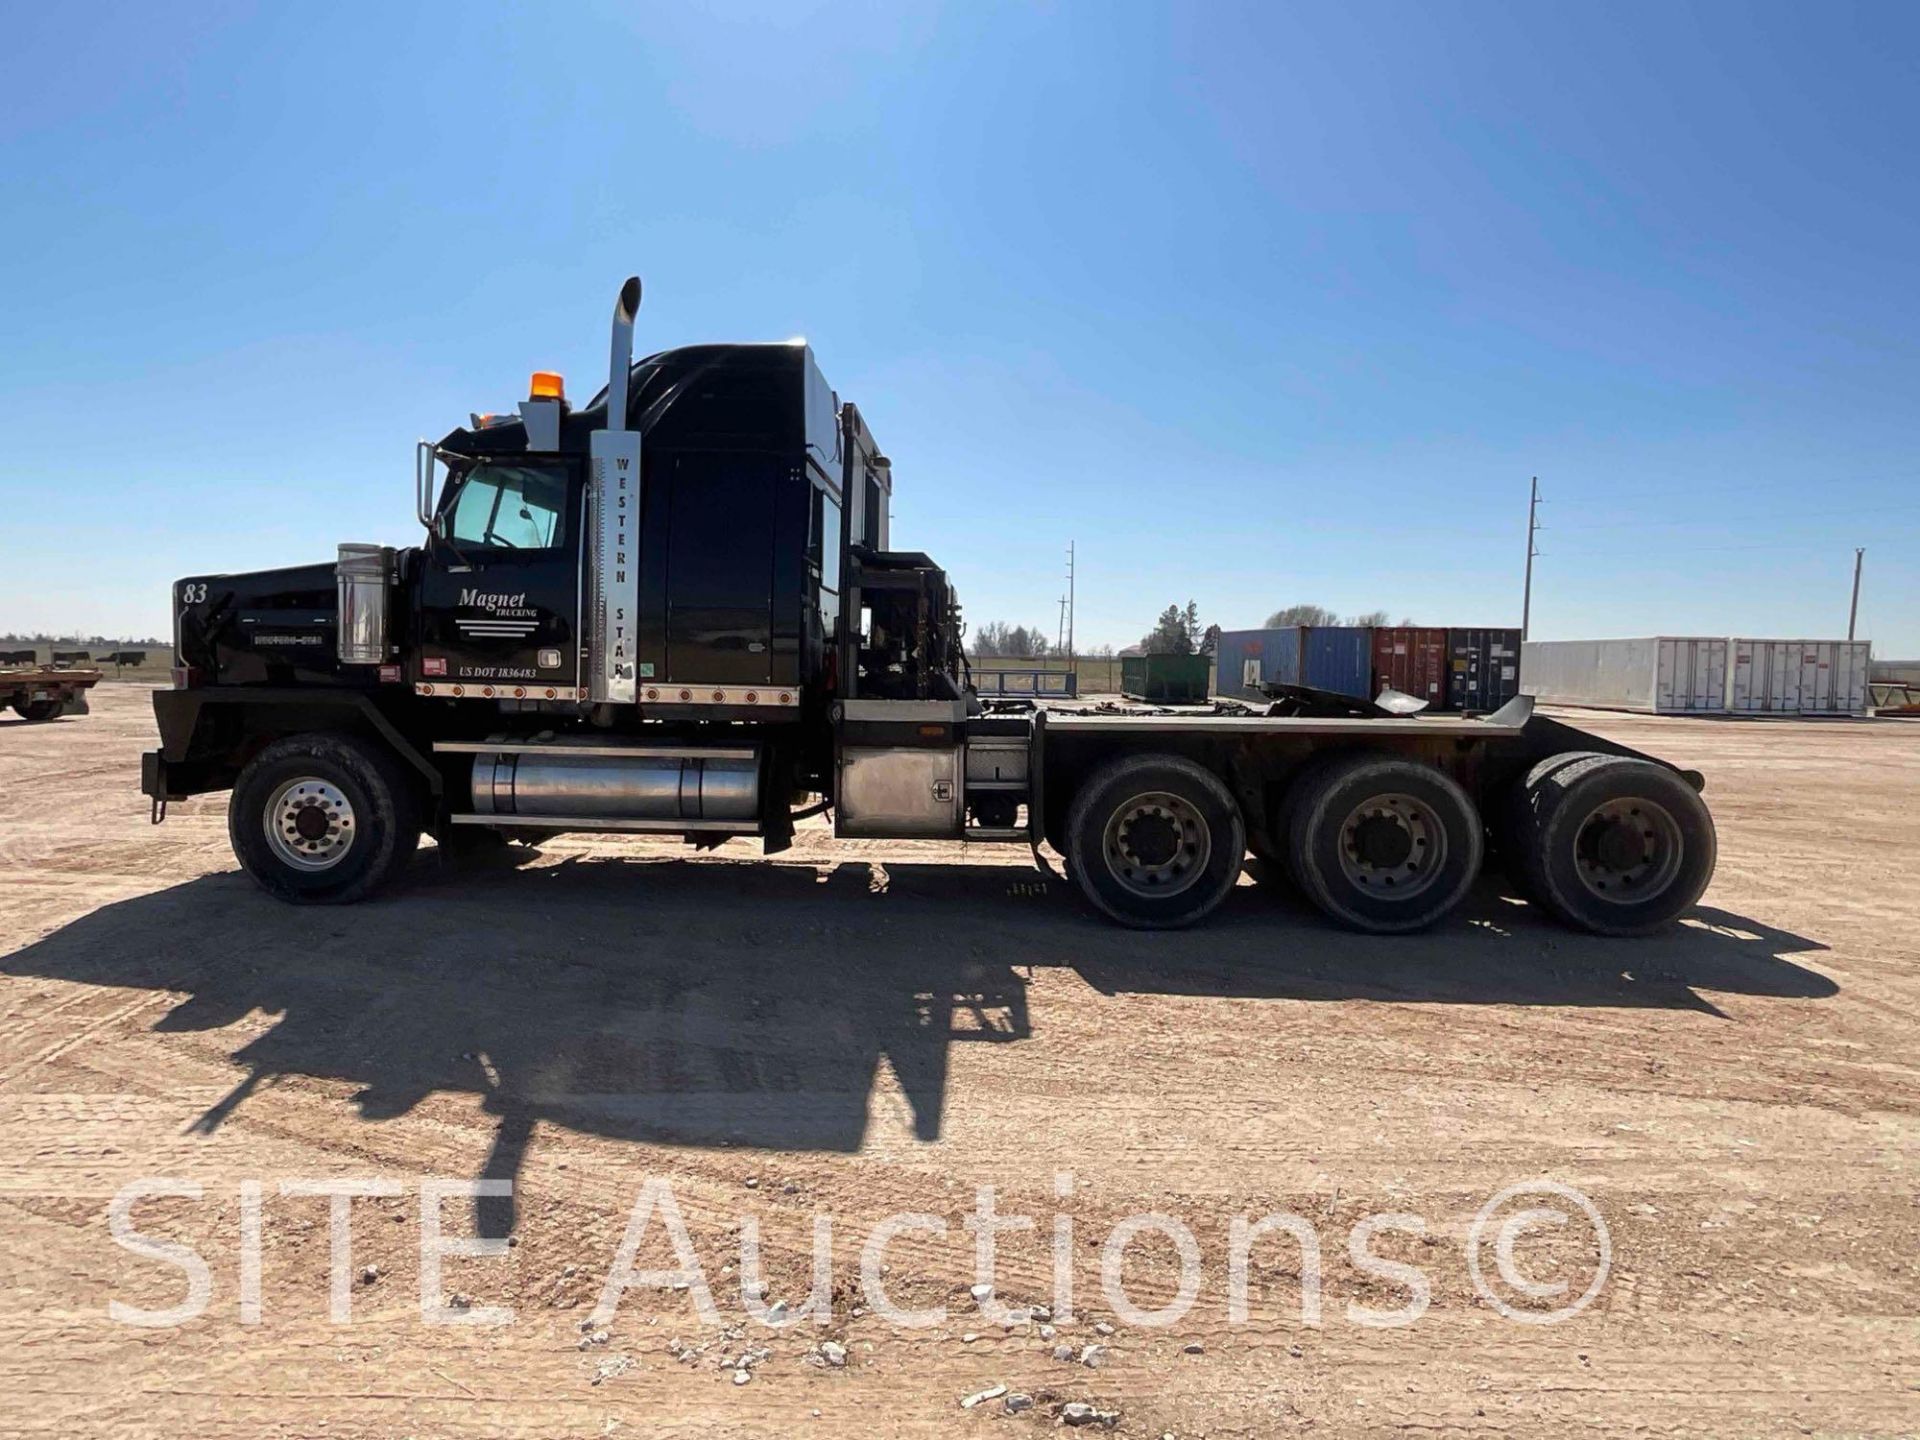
[1520,637,1729,715]
[1728,639,1871,715]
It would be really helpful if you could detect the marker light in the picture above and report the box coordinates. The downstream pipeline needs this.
[529,371,566,400]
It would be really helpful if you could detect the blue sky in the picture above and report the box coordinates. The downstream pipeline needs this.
[3,1,1916,654]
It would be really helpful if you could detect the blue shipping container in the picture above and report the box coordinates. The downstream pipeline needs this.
[1300,626,1374,698]
[1213,628,1301,700]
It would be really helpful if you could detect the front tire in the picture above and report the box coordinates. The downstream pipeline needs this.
[1512,753,1715,936]
[229,734,422,904]
[1065,753,1245,929]
[1286,752,1483,933]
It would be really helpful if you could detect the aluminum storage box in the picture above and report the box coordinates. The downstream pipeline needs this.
[1728,639,1870,714]
[1300,626,1374,699]
[1520,636,1728,714]
[1447,627,1523,712]
[836,746,964,838]
[1213,628,1301,700]
[1371,626,1449,707]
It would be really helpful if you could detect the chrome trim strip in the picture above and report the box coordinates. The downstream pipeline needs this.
[640,684,800,707]
[1044,713,1528,736]
[416,683,586,700]
[448,814,756,834]
[433,741,757,760]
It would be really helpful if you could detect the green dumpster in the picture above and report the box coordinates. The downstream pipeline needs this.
[1121,652,1212,703]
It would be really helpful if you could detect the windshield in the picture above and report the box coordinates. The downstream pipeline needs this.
[444,462,568,551]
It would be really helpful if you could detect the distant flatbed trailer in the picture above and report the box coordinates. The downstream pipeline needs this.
[2,666,100,722]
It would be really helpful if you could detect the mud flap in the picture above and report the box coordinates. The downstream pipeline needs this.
[141,749,172,802]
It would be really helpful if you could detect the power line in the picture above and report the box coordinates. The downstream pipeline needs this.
[1546,474,1920,507]
[1547,527,1920,558]
[1548,500,1920,533]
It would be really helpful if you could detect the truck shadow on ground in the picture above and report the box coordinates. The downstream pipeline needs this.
[0,851,1833,1235]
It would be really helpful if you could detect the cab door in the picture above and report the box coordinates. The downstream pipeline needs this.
[415,458,585,698]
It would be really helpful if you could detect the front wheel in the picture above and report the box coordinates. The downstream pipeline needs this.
[1065,753,1245,929]
[229,734,422,904]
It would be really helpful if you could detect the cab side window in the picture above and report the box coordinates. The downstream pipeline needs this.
[447,463,569,551]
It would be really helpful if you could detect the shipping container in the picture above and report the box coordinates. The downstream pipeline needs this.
[1728,639,1870,715]
[1121,652,1212,703]
[1520,637,1728,714]
[1447,627,1524,712]
[1300,626,1374,699]
[1370,626,1450,707]
[1212,628,1301,700]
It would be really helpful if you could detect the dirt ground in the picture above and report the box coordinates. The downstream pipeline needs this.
[2,684,1915,1438]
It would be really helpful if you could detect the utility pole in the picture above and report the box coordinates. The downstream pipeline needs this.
[1848,547,1864,641]
[1521,477,1541,641]
[1065,541,1076,681]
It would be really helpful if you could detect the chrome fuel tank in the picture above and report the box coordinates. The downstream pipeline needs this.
[471,748,759,820]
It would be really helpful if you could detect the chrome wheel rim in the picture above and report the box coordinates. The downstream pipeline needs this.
[1336,792,1447,899]
[1573,797,1682,903]
[264,777,357,871]
[1102,791,1211,898]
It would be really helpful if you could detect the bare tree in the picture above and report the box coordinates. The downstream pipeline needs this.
[972,621,1052,658]
[1264,603,1340,627]
[1263,603,1393,628]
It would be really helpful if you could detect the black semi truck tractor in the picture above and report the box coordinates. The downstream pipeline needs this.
[142,277,1716,936]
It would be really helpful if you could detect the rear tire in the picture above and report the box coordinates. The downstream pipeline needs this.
[1066,753,1244,929]
[1497,750,1591,901]
[1512,753,1715,936]
[229,734,422,904]
[1286,752,1482,933]
[14,699,59,722]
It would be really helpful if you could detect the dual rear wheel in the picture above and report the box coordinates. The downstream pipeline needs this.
[1506,751,1716,936]
[1280,754,1484,933]
[1066,748,1714,935]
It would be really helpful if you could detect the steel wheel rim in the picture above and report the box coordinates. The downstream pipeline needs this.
[1102,790,1211,899]
[1336,791,1448,899]
[1573,797,1682,903]
[264,777,357,871]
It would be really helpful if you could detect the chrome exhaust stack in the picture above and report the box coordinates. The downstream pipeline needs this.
[606,276,640,430]
[587,276,643,706]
